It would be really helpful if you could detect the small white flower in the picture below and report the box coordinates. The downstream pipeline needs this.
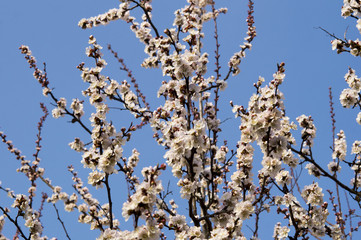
[340,88,358,108]
[357,19,361,34]
[52,108,63,119]
[328,161,341,173]
[332,130,347,161]
[235,200,254,220]
[352,140,361,155]
[275,170,292,186]
[357,112,361,125]
[301,182,324,206]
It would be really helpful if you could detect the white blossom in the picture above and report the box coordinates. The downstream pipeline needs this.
[301,182,324,206]
[340,88,358,108]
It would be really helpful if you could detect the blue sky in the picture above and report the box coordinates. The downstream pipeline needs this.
[1,0,361,239]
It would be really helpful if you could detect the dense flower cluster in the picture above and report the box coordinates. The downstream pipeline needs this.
[3,0,361,240]
[330,1,361,57]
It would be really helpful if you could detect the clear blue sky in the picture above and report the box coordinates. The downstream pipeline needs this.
[0,0,360,239]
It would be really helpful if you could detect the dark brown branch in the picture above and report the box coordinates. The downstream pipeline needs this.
[290,146,361,199]
[129,0,160,38]
[0,207,29,240]
[318,27,345,42]
[53,204,71,240]
[104,174,114,229]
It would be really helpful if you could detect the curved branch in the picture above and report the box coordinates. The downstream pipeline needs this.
[290,146,361,199]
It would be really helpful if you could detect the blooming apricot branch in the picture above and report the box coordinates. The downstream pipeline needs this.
[1,0,361,239]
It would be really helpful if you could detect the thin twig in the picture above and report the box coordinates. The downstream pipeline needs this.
[345,191,353,240]
[290,146,361,199]
[107,44,150,111]
[52,204,71,240]
[329,87,345,235]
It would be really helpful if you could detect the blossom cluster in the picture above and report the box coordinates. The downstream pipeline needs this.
[3,0,361,239]
[330,3,361,200]
[78,3,132,29]
[331,1,361,56]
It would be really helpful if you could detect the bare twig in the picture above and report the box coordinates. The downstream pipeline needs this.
[52,204,71,240]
